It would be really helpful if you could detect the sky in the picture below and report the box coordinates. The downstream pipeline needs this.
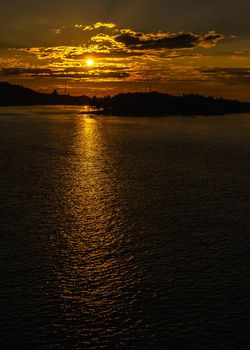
[0,0,249,99]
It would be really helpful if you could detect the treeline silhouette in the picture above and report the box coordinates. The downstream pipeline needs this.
[1,82,250,116]
[96,92,250,116]
[0,82,91,106]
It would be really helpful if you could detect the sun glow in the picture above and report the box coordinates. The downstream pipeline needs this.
[86,59,94,67]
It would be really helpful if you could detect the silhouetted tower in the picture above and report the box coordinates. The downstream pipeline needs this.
[64,80,67,95]
[64,80,67,108]
[149,84,152,93]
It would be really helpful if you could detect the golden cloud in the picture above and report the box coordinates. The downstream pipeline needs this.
[75,22,116,31]
[2,23,226,83]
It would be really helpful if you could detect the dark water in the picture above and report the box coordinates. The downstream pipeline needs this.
[0,106,250,350]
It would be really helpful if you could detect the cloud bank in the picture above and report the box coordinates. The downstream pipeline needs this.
[0,22,230,85]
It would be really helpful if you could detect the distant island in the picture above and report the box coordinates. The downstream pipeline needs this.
[1,81,250,116]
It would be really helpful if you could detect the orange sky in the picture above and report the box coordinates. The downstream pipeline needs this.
[0,1,250,100]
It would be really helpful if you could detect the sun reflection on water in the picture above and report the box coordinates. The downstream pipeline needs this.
[50,115,140,347]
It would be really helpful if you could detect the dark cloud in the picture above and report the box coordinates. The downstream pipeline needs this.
[200,67,250,84]
[0,66,130,79]
[201,67,250,75]
[114,30,224,50]
[1,67,53,75]
[52,71,130,79]
[65,50,144,59]
[63,66,128,73]
[232,50,250,57]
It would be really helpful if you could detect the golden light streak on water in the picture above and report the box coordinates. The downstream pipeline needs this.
[50,115,139,340]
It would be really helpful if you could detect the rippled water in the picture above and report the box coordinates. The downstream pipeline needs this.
[0,106,250,349]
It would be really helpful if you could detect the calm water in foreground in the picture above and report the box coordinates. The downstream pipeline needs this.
[0,106,250,350]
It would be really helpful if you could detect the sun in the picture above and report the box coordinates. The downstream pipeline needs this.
[86,59,94,67]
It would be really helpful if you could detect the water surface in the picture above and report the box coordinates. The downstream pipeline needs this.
[0,106,250,349]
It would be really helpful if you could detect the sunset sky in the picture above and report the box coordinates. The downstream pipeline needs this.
[0,0,249,99]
